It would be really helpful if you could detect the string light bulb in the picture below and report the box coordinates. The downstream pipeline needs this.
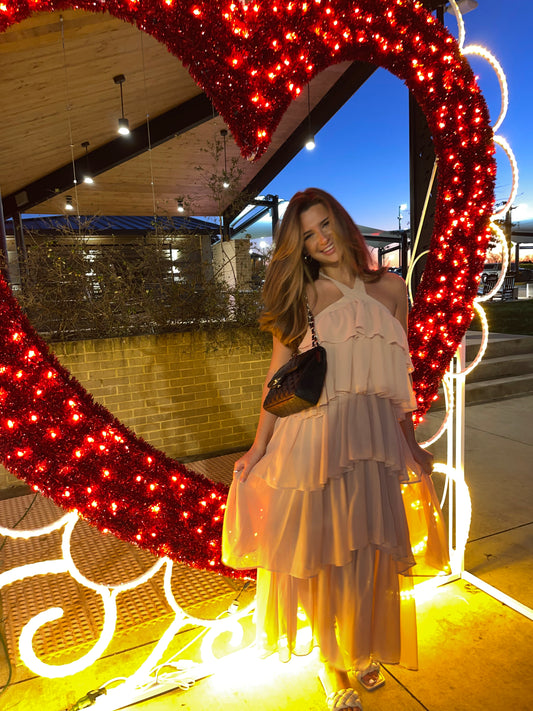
[64,195,74,211]
[176,198,185,213]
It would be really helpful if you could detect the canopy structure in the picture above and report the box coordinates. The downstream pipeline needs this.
[0,2,441,225]
[512,219,533,245]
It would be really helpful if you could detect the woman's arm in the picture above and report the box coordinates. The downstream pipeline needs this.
[233,335,294,482]
[399,415,434,476]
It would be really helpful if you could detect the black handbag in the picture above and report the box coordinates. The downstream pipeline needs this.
[263,299,327,418]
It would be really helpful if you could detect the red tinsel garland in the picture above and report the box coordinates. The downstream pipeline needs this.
[0,0,496,573]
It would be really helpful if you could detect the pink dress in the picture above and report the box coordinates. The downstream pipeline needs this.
[222,275,448,672]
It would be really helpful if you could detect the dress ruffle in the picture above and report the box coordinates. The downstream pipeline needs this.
[248,392,414,491]
[223,439,416,579]
[299,277,416,413]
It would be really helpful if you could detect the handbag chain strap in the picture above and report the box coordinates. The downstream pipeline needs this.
[304,294,319,349]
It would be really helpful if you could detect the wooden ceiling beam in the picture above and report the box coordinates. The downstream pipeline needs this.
[2,92,214,220]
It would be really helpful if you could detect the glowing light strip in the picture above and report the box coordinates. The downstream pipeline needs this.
[61,516,167,594]
[0,559,67,587]
[491,136,519,219]
[90,561,255,710]
[476,221,509,300]
[445,0,466,50]
[462,45,508,132]
[0,511,75,539]
[418,373,453,448]
[450,16,532,621]
[0,506,255,707]
[406,159,438,304]
[20,590,118,678]
[455,302,488,378]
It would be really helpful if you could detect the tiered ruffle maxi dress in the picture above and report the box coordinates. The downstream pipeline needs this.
[222,274,449,673]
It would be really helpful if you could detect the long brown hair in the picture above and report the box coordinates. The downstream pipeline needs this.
[259,188,385,348]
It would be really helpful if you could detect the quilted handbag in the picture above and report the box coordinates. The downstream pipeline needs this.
[263,299,327,417]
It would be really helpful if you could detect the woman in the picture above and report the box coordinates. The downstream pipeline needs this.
[222,189,448,711]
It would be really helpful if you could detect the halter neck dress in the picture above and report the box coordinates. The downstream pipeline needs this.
[222,273,448,672]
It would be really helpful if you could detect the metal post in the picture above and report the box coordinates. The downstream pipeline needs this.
[13,211,28,290]
[401,230,409,279]
[0,187,11,284]
[222,214,231,242]
[271,195,279,236]
[503,210,513,271]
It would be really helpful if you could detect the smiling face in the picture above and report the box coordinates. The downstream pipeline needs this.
[300,203,343,266]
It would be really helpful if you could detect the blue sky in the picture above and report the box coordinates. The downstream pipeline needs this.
[263,0,533,233]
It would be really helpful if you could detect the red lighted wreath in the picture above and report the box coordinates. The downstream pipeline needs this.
[0,0,495,574]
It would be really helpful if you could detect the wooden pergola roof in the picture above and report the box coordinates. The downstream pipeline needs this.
[0,2,443,223]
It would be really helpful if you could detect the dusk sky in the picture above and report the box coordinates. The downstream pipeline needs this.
[263,0,533,234]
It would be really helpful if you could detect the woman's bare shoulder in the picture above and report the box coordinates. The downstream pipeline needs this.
[380,270,406,288]
[377,271,407,298]
[365,271,407,319]
[306,278,343,314]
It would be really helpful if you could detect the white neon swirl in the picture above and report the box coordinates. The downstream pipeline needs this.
[61,516,167,593]
[91,580,189,709]
[445,0,466,50]
[200,619,246,665]
[476,221,509,301]
[0,559,68,587]
[455,301,489,377]
[0,511,75,539]
[406,158,438,303]
[462,45,508,132]
[491,136,519,219]
[19,590,118,678]
[88,558,256,710]
[418,372,453,448]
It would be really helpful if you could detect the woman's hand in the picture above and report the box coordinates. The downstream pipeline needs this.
[232,444,265,483]
[411,443,434,477]
[399,410,433,477]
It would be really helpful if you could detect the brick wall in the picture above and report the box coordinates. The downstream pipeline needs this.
[0,329,271,491]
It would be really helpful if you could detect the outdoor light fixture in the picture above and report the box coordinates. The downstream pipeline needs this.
[305,85,315,151]
[220,129,230,189]
[114,74,130,136]
[65,195,74,211]
[81,141,94,184]
[176,199,185,213]
[398,203,407,230]
[445,0,478,13]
